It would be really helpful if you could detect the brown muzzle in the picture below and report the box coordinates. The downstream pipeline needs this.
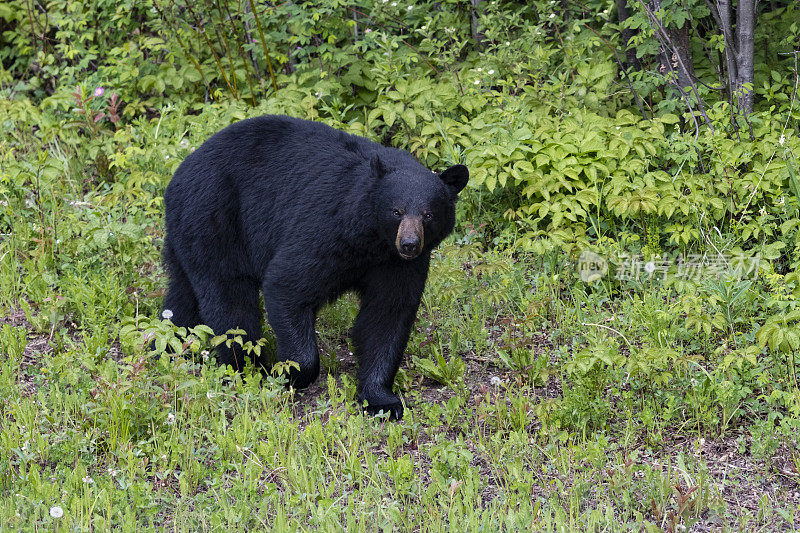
[395,216,424,260]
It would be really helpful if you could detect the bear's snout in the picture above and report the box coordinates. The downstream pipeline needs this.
[395,216,424,260]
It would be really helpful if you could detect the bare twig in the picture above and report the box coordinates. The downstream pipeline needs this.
[247,0,279,93]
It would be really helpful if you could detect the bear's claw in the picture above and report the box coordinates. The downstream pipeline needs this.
[360,391,404,420]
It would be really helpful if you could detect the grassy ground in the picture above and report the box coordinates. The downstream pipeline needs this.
[2,228,799,530]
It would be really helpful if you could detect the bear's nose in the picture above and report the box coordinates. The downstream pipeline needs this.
[400,238,419,255]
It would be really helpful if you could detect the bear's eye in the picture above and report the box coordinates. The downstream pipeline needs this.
[423,212,433,221]
[392,209,403,218]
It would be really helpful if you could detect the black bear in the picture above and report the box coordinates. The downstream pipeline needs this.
[161,115,468,419]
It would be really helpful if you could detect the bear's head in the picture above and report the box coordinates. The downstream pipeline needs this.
[371,155,468,260]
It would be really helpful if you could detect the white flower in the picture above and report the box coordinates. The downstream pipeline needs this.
[490,376,503,386]
[488,69,495,74]
[391,2,396,6]
[407,5,412,10]
[161,309,173,319]
[206,391,214,400]
[49,506,64,518]
[691,378,698,387]
[165,155,170,159]
[474,79,480,85]
[477,67,483,72]
[505,41,510,46]
[166,412,175,425]
[549,13,555,19]
[82,476,94,484]
[779,134,786,146]
[644,262,655,274]
[180,139,189,148]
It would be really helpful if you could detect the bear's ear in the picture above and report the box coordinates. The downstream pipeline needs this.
[370,154,386,179]
[439,164,469,195]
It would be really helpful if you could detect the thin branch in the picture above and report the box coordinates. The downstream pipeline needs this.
[582,23,648,120]
[347,6,440,76]
[247,0,279,93]
[636,0,714,133]
[152,1,217,103]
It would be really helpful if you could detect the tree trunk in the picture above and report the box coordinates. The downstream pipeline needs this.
[714,0,756,115]
[616,0,641,70]
[471,0,485,48]
[735,0,755,113]
[648,0,695,96]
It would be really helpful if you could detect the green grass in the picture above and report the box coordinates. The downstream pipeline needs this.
[1,231,799,530]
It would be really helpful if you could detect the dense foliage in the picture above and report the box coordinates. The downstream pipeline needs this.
[1,0,800,529]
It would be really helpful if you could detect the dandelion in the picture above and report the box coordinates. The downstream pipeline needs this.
[94,86,104,97]
[490,376,503,386]
[162,309,174,320]
[82,476,94,484]
[644,262,655,274]
[50,506,64,518]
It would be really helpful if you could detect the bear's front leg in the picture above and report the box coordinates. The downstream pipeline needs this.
[353,260,429,420]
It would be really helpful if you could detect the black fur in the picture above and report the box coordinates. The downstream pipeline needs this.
[162,115,468,419]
